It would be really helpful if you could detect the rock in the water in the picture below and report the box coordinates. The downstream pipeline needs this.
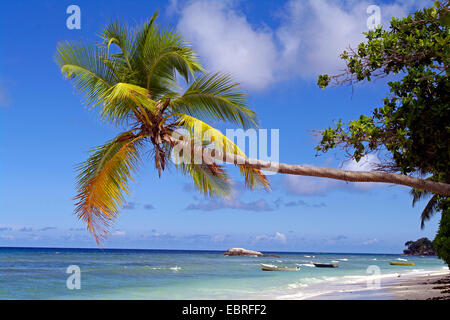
[223,248,280,258]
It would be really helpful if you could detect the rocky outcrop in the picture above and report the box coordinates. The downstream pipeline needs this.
[403,238,436,256]
[223,248,280,258]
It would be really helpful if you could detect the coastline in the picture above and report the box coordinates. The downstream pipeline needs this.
[387,272,450,300]
[1,247,448,299]
[305,270,450,300]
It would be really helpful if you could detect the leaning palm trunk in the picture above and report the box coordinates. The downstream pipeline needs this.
[165,135,450,196]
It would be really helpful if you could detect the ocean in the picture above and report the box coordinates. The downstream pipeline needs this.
[0,247,447,299]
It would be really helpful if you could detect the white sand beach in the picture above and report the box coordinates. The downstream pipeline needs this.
[307,271,450,300]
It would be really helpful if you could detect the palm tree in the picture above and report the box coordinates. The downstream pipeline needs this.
[55,13,270,244]
[56,13,450,244]
[410,175,441,229]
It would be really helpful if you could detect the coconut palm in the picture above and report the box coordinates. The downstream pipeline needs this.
[56,13,450,244]
[410,175,442,229]
[55,13,269,243]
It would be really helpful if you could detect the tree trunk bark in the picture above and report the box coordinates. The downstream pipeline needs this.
[164,135,450,196]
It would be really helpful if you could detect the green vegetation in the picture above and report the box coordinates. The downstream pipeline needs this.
[433,201,450,266]
[404,237,436,255]
[317,1,449,264]
[317,1,449,178]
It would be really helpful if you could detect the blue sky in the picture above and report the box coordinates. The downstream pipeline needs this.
[0,0,440,253]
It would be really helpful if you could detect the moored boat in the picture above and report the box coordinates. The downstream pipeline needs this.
[260,264,300,271]
[389,261,415,266]
[313,262,339,268]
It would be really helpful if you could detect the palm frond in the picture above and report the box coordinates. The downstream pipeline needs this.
[177,162,232,197]
[410,188,431,207]
[55,41,117,108]
[170,73,257,129]
[102,82,155,124]
[74,132,146,244]
[176,114,269,190]
[56,15,270,245]
[409,175,441,229]
[99,19,135,70]
[420,194,439,229]
[141,27,203,99]
[132,11,159,57]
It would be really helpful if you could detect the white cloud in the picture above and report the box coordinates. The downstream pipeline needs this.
[167,0,181,15]
[282,154,382,195]
[175,0,428,90]
[177,0,277,90]
[254,231,287,244]
[363,238,379,245]
[341,154,381,172]
[341,154,382,190]
[283,174,342,196]
[212,235,226,243]
[186,197,273,212]
[276,0,368,78]
[276,0,430,78]
[274,232,287,243]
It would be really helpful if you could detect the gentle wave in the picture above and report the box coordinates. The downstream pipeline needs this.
[287,282,309,289]
[297,263,315,267]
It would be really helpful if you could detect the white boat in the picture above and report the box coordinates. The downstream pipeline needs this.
[260,264,300,271]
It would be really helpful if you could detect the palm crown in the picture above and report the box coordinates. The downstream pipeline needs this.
[410,175,443,229]
[55,12,269,244]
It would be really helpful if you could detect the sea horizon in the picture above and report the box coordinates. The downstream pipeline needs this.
[0,246,416,256]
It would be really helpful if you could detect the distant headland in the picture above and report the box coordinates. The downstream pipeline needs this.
[403,238,436,256]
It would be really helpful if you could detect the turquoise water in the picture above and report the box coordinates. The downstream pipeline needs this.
[0,247,447,299]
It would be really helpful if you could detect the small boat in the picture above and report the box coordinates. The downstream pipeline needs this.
[389,261,415,266]
[260,264,300,271]
[313,262,339,268]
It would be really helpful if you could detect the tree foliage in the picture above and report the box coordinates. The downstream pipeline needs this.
[55,13,269,243]
[404,237,435,254]
[317,1,449,177]
[316,1,449,228]
[433,200,450,266]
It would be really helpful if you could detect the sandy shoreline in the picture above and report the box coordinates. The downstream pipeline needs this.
[306,270,450,300]
[387,272,450,300]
